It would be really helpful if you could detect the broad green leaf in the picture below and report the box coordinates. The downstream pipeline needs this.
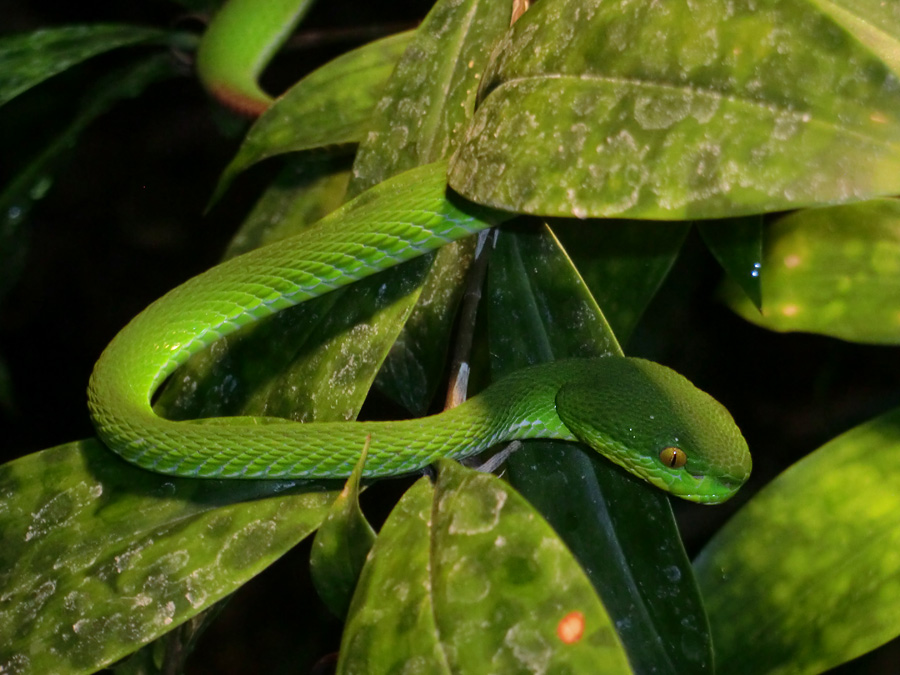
[488,222,712,674]
[552,220,690,343]
[723,199,900,344]
[430,460,631,673]
[310,441,376,618]
[0,25,167,108]
[506,448,712,675]
[311,0,511,417]
[346,0,509,197]
[210,31,413,203]
[0,54,178,303]
[338,477,446,672]
[0,439,334,675]
[698,216,764,310]
[694,405,900,674]
[449,0,900,219]
[339,463,633,673]
[488,221,620,366]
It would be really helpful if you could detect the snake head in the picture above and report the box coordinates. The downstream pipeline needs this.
[556,357,751,504]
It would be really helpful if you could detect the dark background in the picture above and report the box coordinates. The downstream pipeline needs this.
[2,1,899,672]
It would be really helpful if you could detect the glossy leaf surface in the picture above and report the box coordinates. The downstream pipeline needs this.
[338,462,633,673]
[695,406,900,674]
[449,0,900,219]
[337,477,445,672]
[723,199,900,344]
[806,0,900,76]
[346,0,509,197]
[0,440,333,675]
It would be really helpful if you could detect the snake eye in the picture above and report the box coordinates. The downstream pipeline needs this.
[660,446,687,469]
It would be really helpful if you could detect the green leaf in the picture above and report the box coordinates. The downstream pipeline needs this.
[0,440,334,675]
[487,221,621,367]
[0,25,167,108]
[698,216,764,310]
[430,460,632,673]
[694,405,900,674]
[552,220,689,343]
[110,602,227,675]
[346,0,509,197]
[488,222,713,674]
[338,477,445,672]
[310,441,376,619]
[210,31,413,204]
[339,463,633,673]
[449,0,900,219]
[310,0,512,416]
[722,199,900,344]
[506,448,712,675]
[373,237,476,415]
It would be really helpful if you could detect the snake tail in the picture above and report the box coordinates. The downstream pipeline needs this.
[196,0,315,116]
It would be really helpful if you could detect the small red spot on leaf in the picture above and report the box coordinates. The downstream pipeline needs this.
[557,610,585,644]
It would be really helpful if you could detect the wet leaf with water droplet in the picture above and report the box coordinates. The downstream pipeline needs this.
[695,405,900,674]
[699,216,764,310]
[722,199,900,344]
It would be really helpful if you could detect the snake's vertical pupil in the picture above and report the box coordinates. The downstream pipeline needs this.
[660,446,687,468]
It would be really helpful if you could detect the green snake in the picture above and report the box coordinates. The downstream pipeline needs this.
[90,3,750,504]
[195,0,313,116]
[88,162,751,504]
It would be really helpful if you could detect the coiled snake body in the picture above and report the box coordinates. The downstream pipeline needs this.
[87,164,751,503]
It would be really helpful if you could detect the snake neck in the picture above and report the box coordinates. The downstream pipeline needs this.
[456,360,591,444]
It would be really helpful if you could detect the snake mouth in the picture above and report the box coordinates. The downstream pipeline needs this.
[681,473,747,504]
